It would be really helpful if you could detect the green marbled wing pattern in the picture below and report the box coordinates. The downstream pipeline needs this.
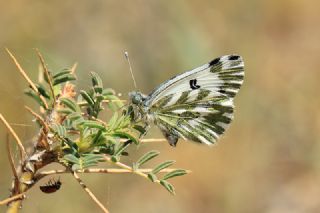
[151,89,234,145]
[147,55,244,146]
[147,55,244,107]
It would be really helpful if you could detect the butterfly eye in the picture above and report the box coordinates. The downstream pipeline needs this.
[133,96,141,104]
[130,92,143,105]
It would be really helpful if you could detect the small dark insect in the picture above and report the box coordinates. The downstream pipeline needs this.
[40,178,62,194]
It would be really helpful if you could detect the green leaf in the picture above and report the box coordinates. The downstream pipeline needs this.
[160,180,175,195]
[102,88,115,96]
[51,124,67,137]
[63,154,79,164]
[90,72,103,88]
[152,160,176,174]
[82,121,105,130]
[105,135,118,145]
[43,69,52,84]
[107,112,118,130]
[60,97,80,112]
[53,74,76,86]
[92,130,104,145]
[24,89,45,108]
[36,84,50,99]
[113,141,131,157]
[147,173,158,182]
[72,117,85,128]
[111,155,120,162]
[105,95,124,109]
[133,125,147,135]
[83,154,104,162]
[162,169,188,180]
[80,90,95,106]
[136,150,160,168]
[95,93,104,103]
[90,72,103,94]
[53,69,71,79]
[57,108,74,115]
[82,162,99,168]
[62,138,79,155]
[67,112,83,121]
[112,131,139,145]
[53,84,61,97]
[81,154,105,168]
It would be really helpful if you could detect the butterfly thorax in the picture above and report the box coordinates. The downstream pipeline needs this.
[129,91,154,123]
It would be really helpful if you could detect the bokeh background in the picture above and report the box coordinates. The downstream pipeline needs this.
[1,0,320,212]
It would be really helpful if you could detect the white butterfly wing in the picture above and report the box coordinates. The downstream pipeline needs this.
[147,55,244,146]
[145,55,244,107]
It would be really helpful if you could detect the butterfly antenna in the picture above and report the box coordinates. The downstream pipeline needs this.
[124,51,137,89]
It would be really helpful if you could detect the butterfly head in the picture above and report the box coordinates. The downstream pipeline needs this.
[128,91,149,122]
[129,91,146,105]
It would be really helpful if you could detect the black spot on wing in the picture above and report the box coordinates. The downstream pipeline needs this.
[209,57,220,66]
[228,55,240,60]
[189,79,201,90]
[218,89,226,94]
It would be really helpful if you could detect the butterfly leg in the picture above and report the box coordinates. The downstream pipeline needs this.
[139,123,151,138]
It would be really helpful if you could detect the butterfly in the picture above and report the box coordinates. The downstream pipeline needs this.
[129,55,244,146]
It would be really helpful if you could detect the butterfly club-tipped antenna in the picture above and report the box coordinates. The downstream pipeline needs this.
[124,51,137,90]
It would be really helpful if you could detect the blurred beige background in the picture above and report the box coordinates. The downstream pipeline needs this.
[1,0,320,212]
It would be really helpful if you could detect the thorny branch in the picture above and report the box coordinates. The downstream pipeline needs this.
[6,134,19,192]
[35,167,190,180]
[0,114,27,161]
[5,48,49,109]
[72,172,109,213]
[0,194,25,206]
[35,48,56,105]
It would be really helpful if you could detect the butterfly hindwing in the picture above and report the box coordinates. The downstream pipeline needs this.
[152,91,234,145]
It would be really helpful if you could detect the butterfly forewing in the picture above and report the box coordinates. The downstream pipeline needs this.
[146,55,244,107]
[148,55,244,145]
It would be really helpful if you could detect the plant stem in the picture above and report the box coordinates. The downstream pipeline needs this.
[0,114,27,161]
[35,48,56,105]
[5,48,48,109]
[6,134,19,193]
[0,193,25,206]
[35,168,190,180]
[104,156,161,183]
[72,172,109,213]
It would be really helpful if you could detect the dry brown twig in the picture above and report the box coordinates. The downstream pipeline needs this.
[70,62,78,74]
[24,106,49,133]
[35,48,56,105]
[6,48,49,110]
[72,172,109,213]
[0,194,26,206]
[0,114,27,161]
[6,134,19,189]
